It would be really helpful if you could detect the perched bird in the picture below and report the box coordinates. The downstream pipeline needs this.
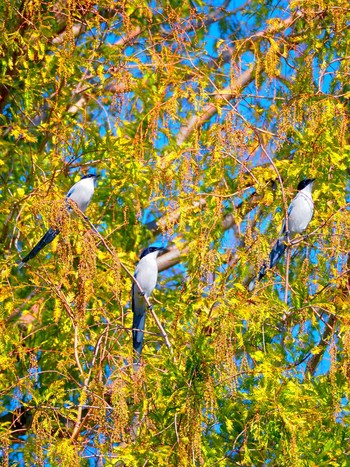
[258,178,315,280]
[18,174,99,268]
[132,246,166,358]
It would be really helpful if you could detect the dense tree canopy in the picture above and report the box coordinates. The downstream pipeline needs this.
[0,0,349,465]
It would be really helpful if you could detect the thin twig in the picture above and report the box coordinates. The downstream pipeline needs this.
[71,326,111,441]
[284,245,291,304]
[74,324,84,376]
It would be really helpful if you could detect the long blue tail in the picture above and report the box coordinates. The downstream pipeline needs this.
[258,238,286,281]
[18,227,60,268]
[132,312,146,357]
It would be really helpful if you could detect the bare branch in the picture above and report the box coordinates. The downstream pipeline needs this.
[145,199,207,234]
[176,67,255,145]
[176,12,300,145]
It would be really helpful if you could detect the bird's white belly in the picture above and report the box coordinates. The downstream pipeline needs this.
[136,271,157,297]
[70,189,94,213]
[289,196,313,234]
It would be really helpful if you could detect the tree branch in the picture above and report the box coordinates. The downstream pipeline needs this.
[176,12,300,145]
[176,67,255,145]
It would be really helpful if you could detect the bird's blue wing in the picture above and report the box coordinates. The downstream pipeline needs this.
[281,202,294,234]
[288,203,294,216]
[65,186,78,213]
[258,238,287,281]
[269,238,286,269]
[66,186,75,198]
[258,261,268,281]
[132,282,147,357]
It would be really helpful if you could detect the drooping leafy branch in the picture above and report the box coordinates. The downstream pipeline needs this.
[0,0,349,465]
